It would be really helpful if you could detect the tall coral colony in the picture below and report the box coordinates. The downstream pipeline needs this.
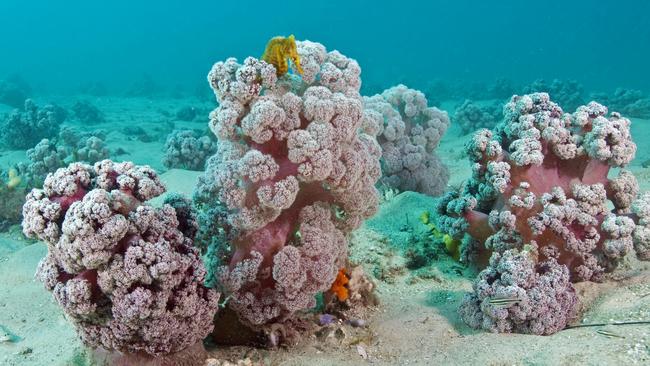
[22,161,219,359]
[194,38,381,334]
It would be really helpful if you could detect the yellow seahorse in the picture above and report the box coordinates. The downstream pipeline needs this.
[261,34,303,77]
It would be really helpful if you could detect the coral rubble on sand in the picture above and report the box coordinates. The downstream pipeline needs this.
[437,92,650,334]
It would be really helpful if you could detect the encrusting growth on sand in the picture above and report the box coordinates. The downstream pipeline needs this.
[262,34,303,76]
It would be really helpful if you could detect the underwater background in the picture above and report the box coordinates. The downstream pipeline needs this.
[2,0,650,94]
[2,1,650,365]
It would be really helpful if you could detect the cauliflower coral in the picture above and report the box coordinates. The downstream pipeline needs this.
[163,129,217,170]
[363,84,450,196]
[194,39,381,332]
[437,93,650,334]
[22,160,219,356]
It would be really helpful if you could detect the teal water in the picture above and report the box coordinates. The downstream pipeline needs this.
[1,1,650,365]
[1,0,649,94]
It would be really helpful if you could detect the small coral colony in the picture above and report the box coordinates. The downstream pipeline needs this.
[8,34,650,361]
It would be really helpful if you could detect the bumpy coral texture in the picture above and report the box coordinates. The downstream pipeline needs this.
[458,246,577,335]
[59,127,110,165]
[74,136,110,164]
[0,99,65,149]
[195,40,381,328]
[363,85,450,196]
[436,93,650,334]
[523,79,585,112]
[16,139,67,188]
[453,99,501,136]
[0,168,26,226]
[591,88,650,119]
[16,129,110,188]
[23,160,219,356]
[163,129,217,170]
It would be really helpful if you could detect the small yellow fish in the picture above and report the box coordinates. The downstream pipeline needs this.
[6,168,21,189]
[420,211,461,261]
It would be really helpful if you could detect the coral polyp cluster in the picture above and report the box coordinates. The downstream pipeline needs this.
[0,99,66,149]
[23,160,219,356]
[195,38,380,334]
[363,84,450,196]
[591,88,650,118]
[437,93,650,334]
[15,128,110,188]
[453,99,501,136]
[163,129,217,170]
[522,79,585,111]
[459,245,578,335]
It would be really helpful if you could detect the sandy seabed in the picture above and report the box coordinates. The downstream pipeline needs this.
[1,96,649,365]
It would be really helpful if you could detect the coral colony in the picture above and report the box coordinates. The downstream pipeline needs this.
[194,38,381,331]
[22,161,219,360]
[18,35,650,363]
[437,93,650,334]
[163,129,218,171]
[453,99,501,136]
[363,85,450,196]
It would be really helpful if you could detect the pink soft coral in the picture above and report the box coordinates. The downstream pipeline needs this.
[23,161,219,357]
[363,84,450,196]
[437,93,650,334]
[195,39,380,332]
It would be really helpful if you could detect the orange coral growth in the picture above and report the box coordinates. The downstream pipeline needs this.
[261,34,303,77]
[330,268,349,302]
